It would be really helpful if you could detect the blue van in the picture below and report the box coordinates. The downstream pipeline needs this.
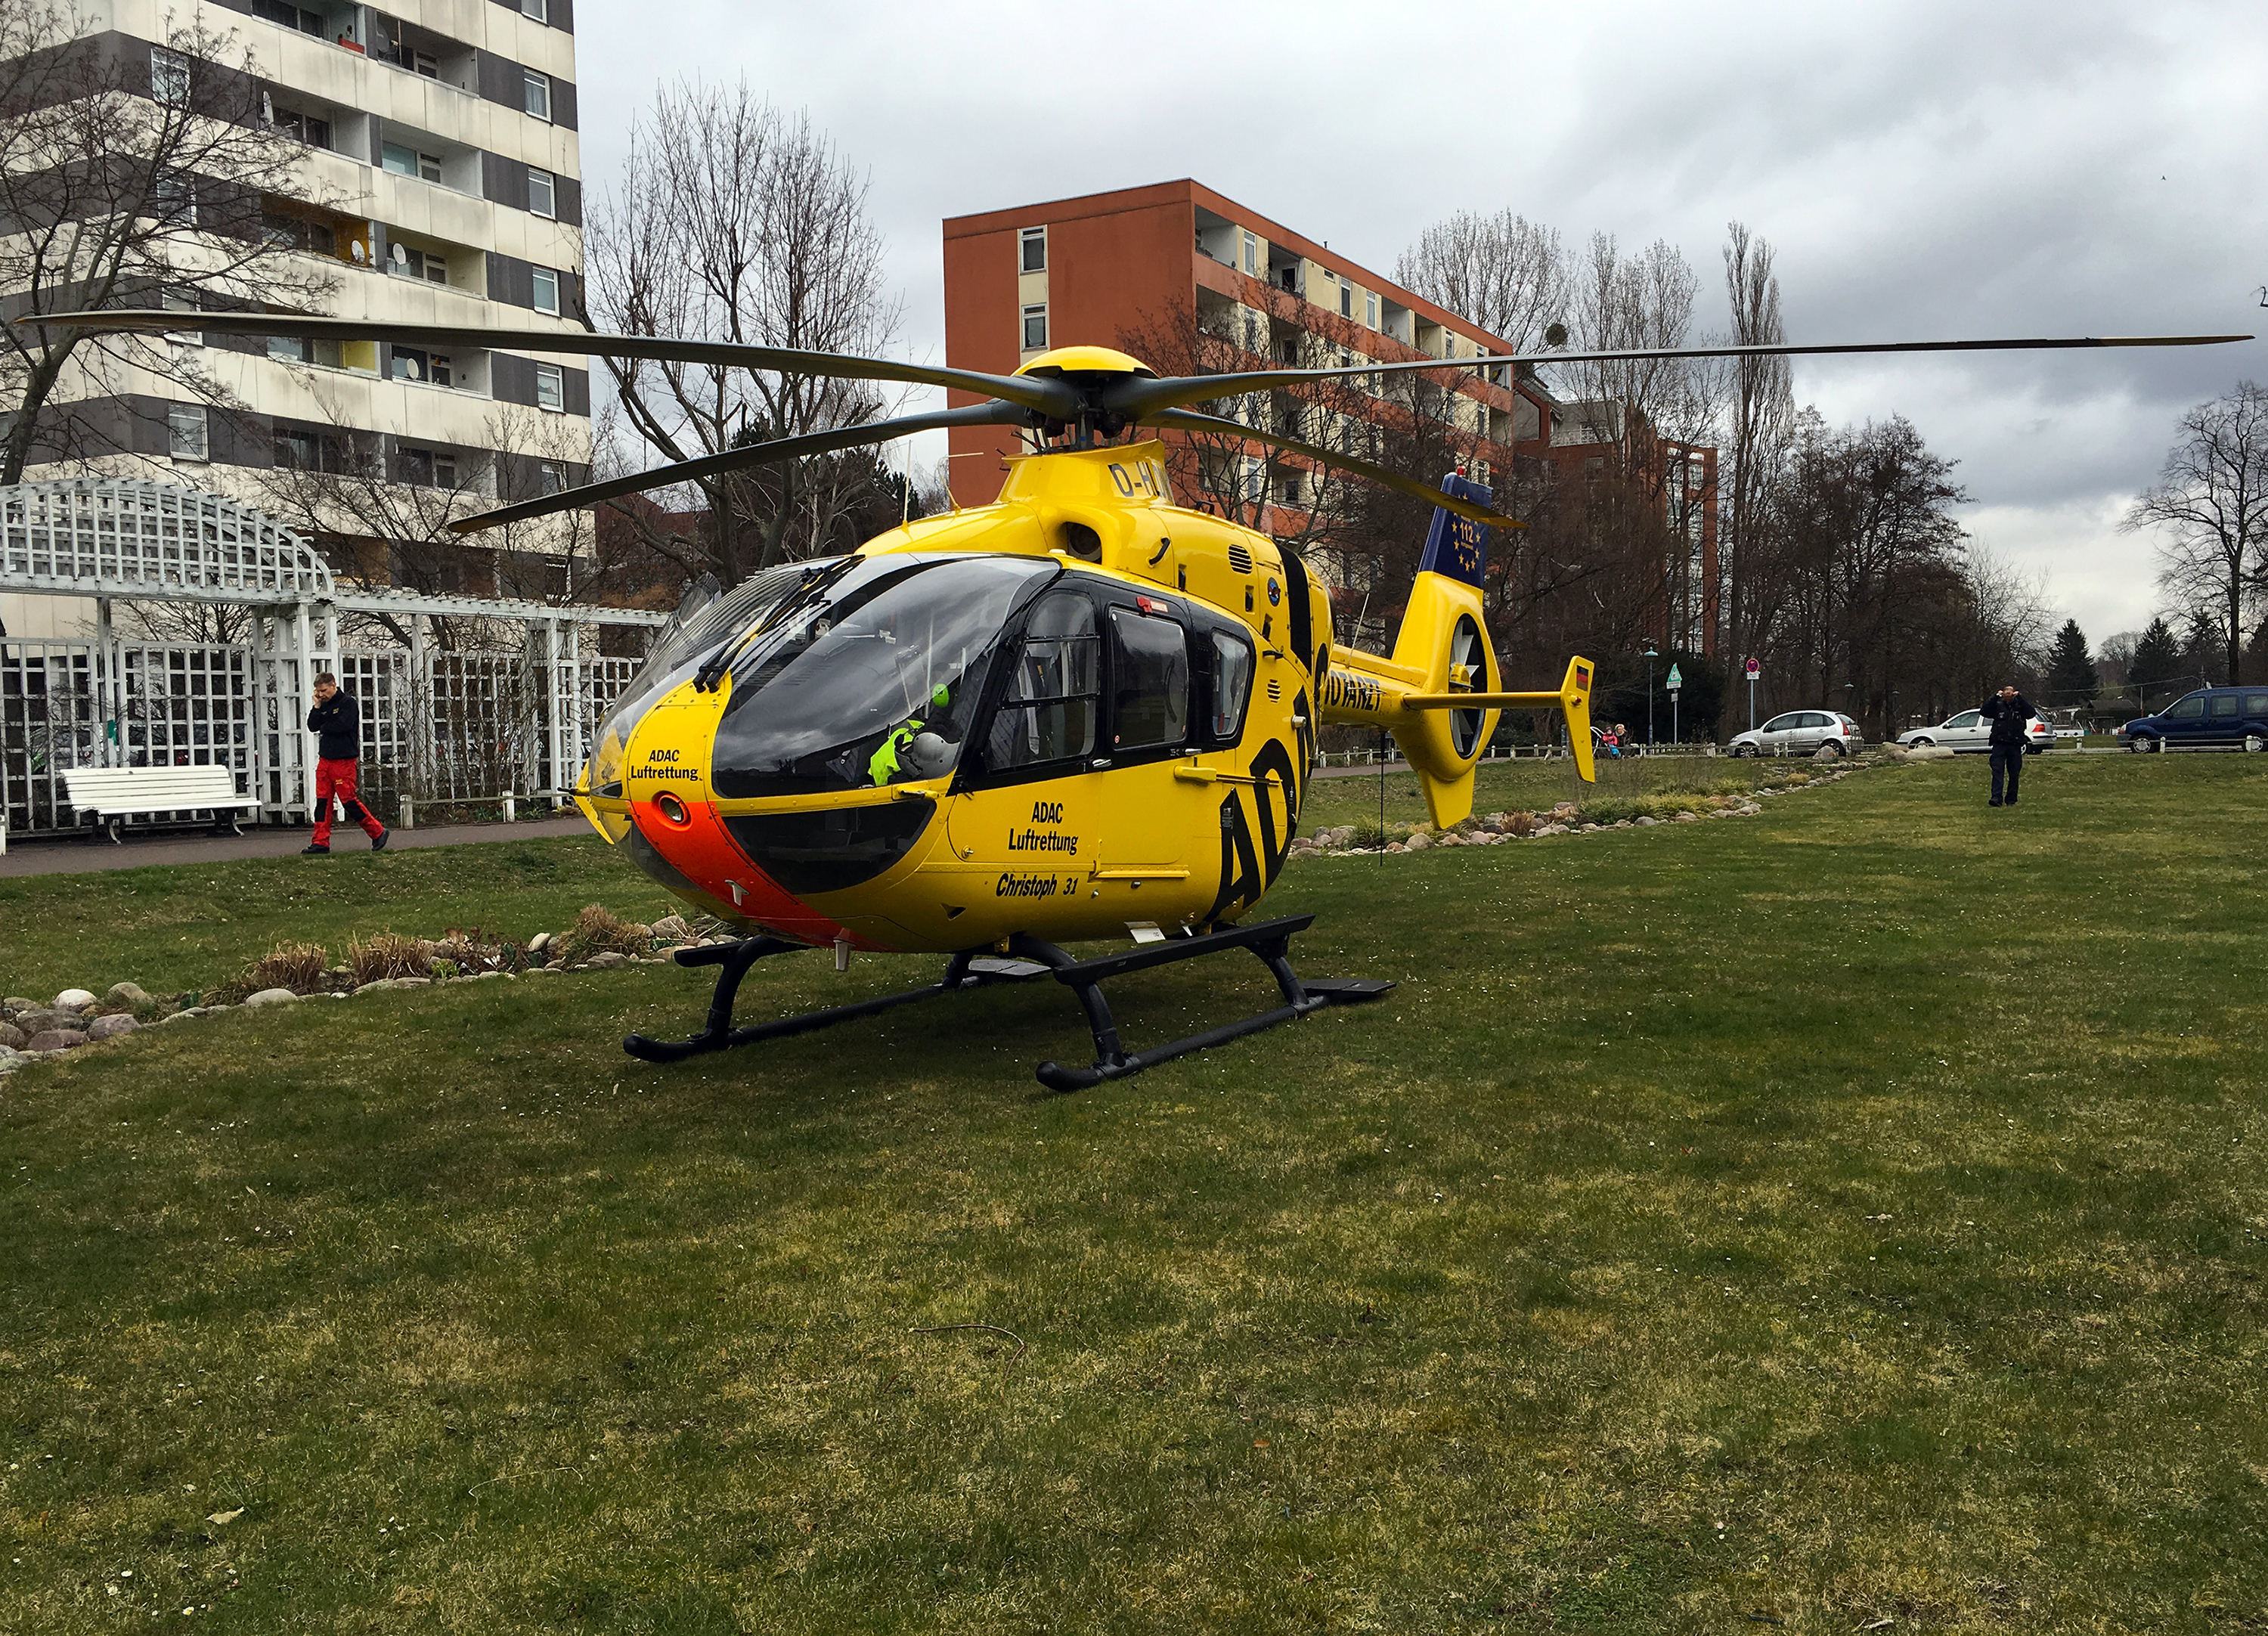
[2119,686,2268,753]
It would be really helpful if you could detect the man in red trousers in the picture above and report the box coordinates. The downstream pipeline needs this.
[303,672,389,854]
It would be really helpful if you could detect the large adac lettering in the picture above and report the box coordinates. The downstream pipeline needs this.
[1206,734,1306,920]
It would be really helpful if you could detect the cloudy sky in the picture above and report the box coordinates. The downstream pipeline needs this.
[579,0,2265,644]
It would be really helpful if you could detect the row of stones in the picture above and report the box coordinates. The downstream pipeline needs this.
[0,916,731,1077]
[1290,764,1865,859]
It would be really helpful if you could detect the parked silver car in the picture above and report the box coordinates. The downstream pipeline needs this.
[1898,708,2053,754]
[1728,710,1865,757]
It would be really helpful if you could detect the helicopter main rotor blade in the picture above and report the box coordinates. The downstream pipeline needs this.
[449,399,1027,536]
[1105,332,2257,418]
[1142,408,1520,530]
[23,309,1087,420]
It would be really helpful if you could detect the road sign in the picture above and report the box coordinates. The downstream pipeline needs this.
[1744,657,1760,680]
[1665,664,1683,692]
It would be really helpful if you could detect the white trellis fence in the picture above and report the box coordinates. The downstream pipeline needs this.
[1,479,668,840]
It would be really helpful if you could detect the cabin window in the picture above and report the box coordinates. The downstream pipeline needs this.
[1110,607,1188,751]
[987,591,1099,770]
[1207,628,1253,742]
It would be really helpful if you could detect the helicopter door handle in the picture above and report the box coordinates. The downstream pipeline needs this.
[1089,757,1112,769]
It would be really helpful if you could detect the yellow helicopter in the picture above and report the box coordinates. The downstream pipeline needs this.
[36,309,2252,1086]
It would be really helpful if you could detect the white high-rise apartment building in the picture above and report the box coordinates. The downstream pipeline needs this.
[4,0,590,636]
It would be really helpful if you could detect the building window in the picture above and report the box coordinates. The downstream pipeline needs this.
[387,243,448,284]
[527,168,556,218]
[250,0,324,34]
[152,169,196,228]
[150,46,191,104]
[1241,232,1258,276]
[539,460,566,495]
[1340,283,1352,319]
[274,107,330,148]
[389,345,454,387]
[269,334,345,368]
[382,143,442,183]
[1021,303,1047,351]
[521,0,547,18]
[167,403,208,462]
[1365,292,1377,330]
[524,70,551,121]
[534,363,564,411]
[1019,226,1046,274]
[531,267,560,314]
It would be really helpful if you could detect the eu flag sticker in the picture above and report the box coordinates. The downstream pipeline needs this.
[1416,473,1494,588]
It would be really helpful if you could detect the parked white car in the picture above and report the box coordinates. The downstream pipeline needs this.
[1898,709,2053,754]
[1728,711,1865,757]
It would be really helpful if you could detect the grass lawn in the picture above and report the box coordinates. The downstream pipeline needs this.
[3,750,2264,1632]
[0,838,677,1003]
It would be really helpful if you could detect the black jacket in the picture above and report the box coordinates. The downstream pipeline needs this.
[307,691,361,761]
[1978,693,2037,748]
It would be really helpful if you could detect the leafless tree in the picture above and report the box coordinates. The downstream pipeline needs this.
[583,83,904,584]
[0,1,336,482]
[1558,233,1718,463]
[1715,222,1796,730]
[2121,380,2268,685]
[1392,209,1569,354]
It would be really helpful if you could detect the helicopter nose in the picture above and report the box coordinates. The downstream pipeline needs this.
[596,677,857,946]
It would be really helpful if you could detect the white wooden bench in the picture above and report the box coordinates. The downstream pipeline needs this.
[60,764,258,843]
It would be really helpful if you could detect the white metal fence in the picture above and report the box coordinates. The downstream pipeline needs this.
[2,634,647,838]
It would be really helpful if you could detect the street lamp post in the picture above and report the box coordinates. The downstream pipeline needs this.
[1644,644,1659,747]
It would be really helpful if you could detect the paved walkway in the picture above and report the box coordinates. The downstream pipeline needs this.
[0,812,592,879]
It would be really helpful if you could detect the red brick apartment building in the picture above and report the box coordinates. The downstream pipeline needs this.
[941,179,1718,654]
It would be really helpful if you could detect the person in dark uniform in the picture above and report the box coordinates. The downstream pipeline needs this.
[1979,683,2037,807]
[303,672,389,854]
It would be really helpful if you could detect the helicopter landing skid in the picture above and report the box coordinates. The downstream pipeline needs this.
[621,916,1391,1084]
[1011,914,1394,1093]
[620,937,1047,1064]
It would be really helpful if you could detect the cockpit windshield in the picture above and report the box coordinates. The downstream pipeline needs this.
[711,554,1059,799]
[581,557,847,807]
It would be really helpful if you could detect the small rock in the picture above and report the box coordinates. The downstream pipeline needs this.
[52,988,97,1010]
[526,932,552,953]
[0,1022,23,1051]
[87,1014,139,1041]
[0,1046,27,1073]
[242,988,300,1008]
[587,951,630,969]
[395,977,432,988]
[353,980,401,996]
[156,1009,203,1024]
[1403,831,1432,851]
[474,970,505,980]
[1672,810,1698,823]
[649,915,690,943]
[104,982,152,1009]
[27,1029,88,1052]
[3,996,33,1015]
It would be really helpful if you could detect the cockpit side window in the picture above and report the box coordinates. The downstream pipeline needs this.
[1110,606,1189,752]
[985,590,1101,770]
